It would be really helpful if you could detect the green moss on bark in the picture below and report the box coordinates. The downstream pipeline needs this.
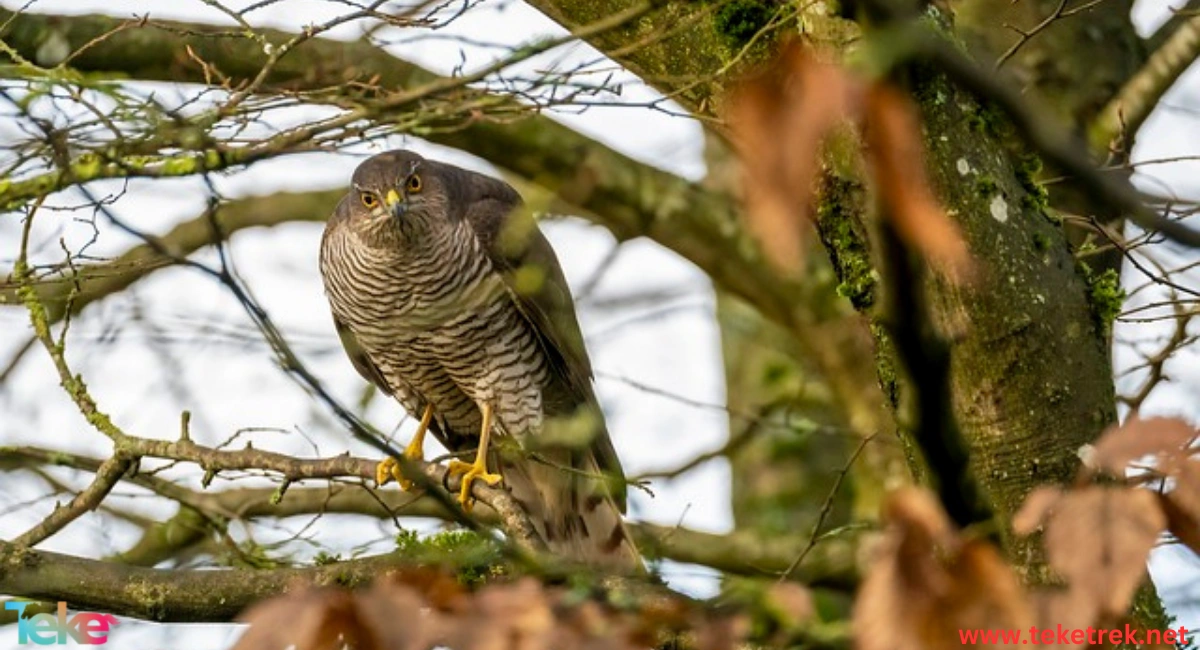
[815,175,876,311]
[394,529,504,586]
[714,0,775,47]
[1015,154,1050,211]
[1079,263,1125,335]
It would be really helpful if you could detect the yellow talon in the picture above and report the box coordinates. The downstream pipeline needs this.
[447,404,502,511]
[375,456,400,487]
[376,405,433,490]
[447,458,503,512]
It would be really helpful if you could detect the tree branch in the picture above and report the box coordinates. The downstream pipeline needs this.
[520,0,750,117]
[1,446,861,589]
[3,436,539,552]
[876,219,995,534]
[1145,1,1200,54]
[0,9,808,338]
[1090,11,1200,152]
[10,453,134,548]
[0,541,448,622]
[904,22,1200,247]
[0,189,341,322]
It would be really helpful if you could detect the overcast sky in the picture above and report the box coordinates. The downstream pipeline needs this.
[1,1,1198,648]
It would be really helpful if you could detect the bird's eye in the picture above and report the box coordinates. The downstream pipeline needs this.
[360,192,379,209]
[406,175,422,194]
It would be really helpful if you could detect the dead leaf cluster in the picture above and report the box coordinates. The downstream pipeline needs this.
[1086,416,1200,560]
[232,569,747,650]
[854,488,1030,650]
[729,41,971,280]
[1014,485,1165,633]
[856,417,1200,650]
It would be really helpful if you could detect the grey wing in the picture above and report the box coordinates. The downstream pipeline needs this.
[462,175,627,509]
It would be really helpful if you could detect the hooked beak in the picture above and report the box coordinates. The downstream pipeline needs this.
[385,189,406,218]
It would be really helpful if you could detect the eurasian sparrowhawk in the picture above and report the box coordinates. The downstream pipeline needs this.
[319,150,640,569]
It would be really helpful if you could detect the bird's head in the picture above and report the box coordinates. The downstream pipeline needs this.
[342,150,452,244]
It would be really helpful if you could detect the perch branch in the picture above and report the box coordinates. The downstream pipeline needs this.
[0,541,462,622]
[9,223,543,553]
[1,445,861,588]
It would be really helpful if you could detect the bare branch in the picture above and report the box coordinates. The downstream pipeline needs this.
[10,453,134,547]
[1090,11,1200,152]
[0,189,340,322]
[2,445,862,588]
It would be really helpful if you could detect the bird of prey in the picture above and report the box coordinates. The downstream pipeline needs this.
[319,150,640,569]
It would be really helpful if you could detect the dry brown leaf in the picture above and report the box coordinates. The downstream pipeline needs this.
[1012,486,1064,535]
[942,540,1032,634]
[562,601,620,646]
[1042,486,1166,617]
[1165,460,1200,521]
[1029,589,1099,650]
[1089,416,1198,476]
[881,486,957,548]
[353,579,429,650]
[764,582,814,629]
[1089,418,1200,559]
[730,42,970,281]
[1157,490,1200,556]
[230,567,735,650]
[854,489,1030,650]
[444,578,555,650]
[695,615,750,650]
[729,41,863,274]
[233,587,378,650]
[864,85,973,281]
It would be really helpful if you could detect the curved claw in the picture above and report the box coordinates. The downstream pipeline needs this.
[375,405,434,491]
[375,457,405,488]
[447,458,502,511]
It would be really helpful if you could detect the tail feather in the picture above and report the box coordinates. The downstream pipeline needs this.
[498,450,642,572]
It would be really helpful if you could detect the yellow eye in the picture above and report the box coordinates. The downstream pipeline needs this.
[406,175,422,193]
[360,192,378,209]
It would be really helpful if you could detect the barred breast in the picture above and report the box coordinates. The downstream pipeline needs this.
[320,219,551,447]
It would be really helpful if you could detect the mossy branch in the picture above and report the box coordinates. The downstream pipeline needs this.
[0,540,473,623]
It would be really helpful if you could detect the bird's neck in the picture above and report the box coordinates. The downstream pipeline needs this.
[351,217,474,270]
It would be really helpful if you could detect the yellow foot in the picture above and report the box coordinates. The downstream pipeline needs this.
[375,456,404,488]
[376,405,433,490]
[446,458,502,512]
[375,449,425,491]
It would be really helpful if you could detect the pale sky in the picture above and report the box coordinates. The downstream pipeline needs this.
[0,1,1197,648]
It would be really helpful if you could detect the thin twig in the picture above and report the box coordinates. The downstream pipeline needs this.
[10,453,134,547]
[995,0,1069,69]
[780,433,874,581]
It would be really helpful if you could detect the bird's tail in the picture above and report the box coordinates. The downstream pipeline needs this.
[498,450,642,572]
